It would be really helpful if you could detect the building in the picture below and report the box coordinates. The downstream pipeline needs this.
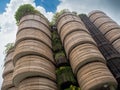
[2,10,120,90]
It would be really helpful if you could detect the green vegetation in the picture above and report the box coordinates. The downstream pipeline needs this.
[5,43,14,54]
[55,51,65,60]
[56,66,77,89]
[52,30,59,41]
[65,85,81,90]
[56,66,72,75]
[52,30,63,52]
[50,9,70,26]
[15,4,41,24]
[52,42,63,52]
[109,86,116,90]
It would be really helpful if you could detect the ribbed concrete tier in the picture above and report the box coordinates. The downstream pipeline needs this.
[18,14,51,38]
[3,60,14,77]
[8,87,17,90]
[57,12,84,34]
[77,62,117,90]
[112,35,120,53]
[105,28,120,43]
[18,77,57,90]
[93,17,115,29]
[89,13,107,23]
[99,22,120,35]
[113,39,120,53]
[13,39,54,65]
[89,10,120,53]
[4,48,14,66]
[13,55,56,86]
[69,43,106,75]
[64,30,96,57]
[88,10,106,21]
[2,72,14,90]
[16,28,52,49]
[60,21,89,44]
[19,14,49,27]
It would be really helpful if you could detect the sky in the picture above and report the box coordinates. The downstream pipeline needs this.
[0,0,120,88]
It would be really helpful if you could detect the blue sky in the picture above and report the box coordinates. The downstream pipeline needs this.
[0,0,60,13]
[0,0,120,19]
[0,0,10,13]
[0,0,120,88]
[35,0,60,12]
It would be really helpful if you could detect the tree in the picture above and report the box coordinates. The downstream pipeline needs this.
[15,4,41,24]
[4,43,14,54]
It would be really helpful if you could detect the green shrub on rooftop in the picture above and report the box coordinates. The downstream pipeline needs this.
[15,4,41,24]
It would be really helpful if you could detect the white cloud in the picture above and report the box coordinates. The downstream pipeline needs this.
[0,0,54,88]
[57,0,102,13]
[36,6,54,21]
[57,0,120,24]
[0,30,17,88]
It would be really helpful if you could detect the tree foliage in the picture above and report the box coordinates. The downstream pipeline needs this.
[50,9,70,26]
[5,43,14,54]
[15,4,40,24]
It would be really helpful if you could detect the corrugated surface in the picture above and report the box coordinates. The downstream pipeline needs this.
[18,77,57,90]
[77,62,117,90]
[88,10,120,54]
[13,55,56,86]
[13,39,54,65]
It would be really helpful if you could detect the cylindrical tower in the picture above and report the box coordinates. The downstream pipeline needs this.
[13,14,57,90]
[80,14,120,89]
[88,10,120,53]
[56,12,117,90]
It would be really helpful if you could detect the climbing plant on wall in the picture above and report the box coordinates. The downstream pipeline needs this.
[4,43,14,54]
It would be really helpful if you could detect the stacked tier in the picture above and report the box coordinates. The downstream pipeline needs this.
[18,77,57,90]
[2,48,16,90]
